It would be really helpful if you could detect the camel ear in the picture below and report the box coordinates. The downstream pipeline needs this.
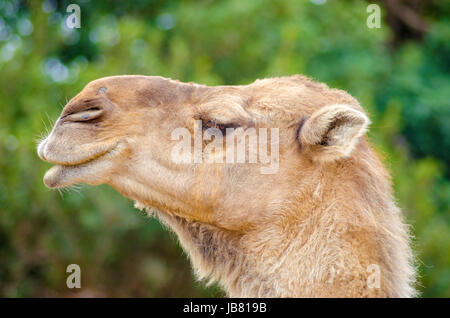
[298,104,369,162]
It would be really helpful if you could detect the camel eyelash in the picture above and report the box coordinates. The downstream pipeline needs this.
[84,107,102,112]
[201,119,239,135]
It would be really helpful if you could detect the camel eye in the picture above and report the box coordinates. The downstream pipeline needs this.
[202,120,238,135]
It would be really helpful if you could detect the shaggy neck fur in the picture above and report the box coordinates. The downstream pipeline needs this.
[148,141,416,298]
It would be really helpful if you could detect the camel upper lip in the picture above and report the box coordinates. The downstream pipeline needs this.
[52,148,112,166]
[38,139,117,167]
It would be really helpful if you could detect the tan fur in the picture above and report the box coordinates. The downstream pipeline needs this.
[37,75,416,297]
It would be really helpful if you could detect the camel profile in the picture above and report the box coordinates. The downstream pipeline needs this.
[37,75,416,297]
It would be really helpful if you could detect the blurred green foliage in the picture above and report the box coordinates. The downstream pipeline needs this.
[0,0,448,297]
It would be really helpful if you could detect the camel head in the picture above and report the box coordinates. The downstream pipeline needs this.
[38,75,369,231]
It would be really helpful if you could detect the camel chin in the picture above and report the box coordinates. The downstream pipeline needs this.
[43,159,110,189]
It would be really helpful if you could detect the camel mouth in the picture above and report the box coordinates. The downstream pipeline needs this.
[42,143,119,189]
[38,137,117,167]
[48,147,112,167]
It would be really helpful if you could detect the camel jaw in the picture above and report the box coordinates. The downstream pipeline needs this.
[43,157,109,189]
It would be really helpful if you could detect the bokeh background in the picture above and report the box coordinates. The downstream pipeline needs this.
[0,0,449,297]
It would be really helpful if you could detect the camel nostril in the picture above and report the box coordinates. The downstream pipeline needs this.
[63,108,104,123]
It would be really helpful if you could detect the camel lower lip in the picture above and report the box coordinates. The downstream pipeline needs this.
[43,160,98,189]
[43,146,115,188]
[43,165,71,188]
